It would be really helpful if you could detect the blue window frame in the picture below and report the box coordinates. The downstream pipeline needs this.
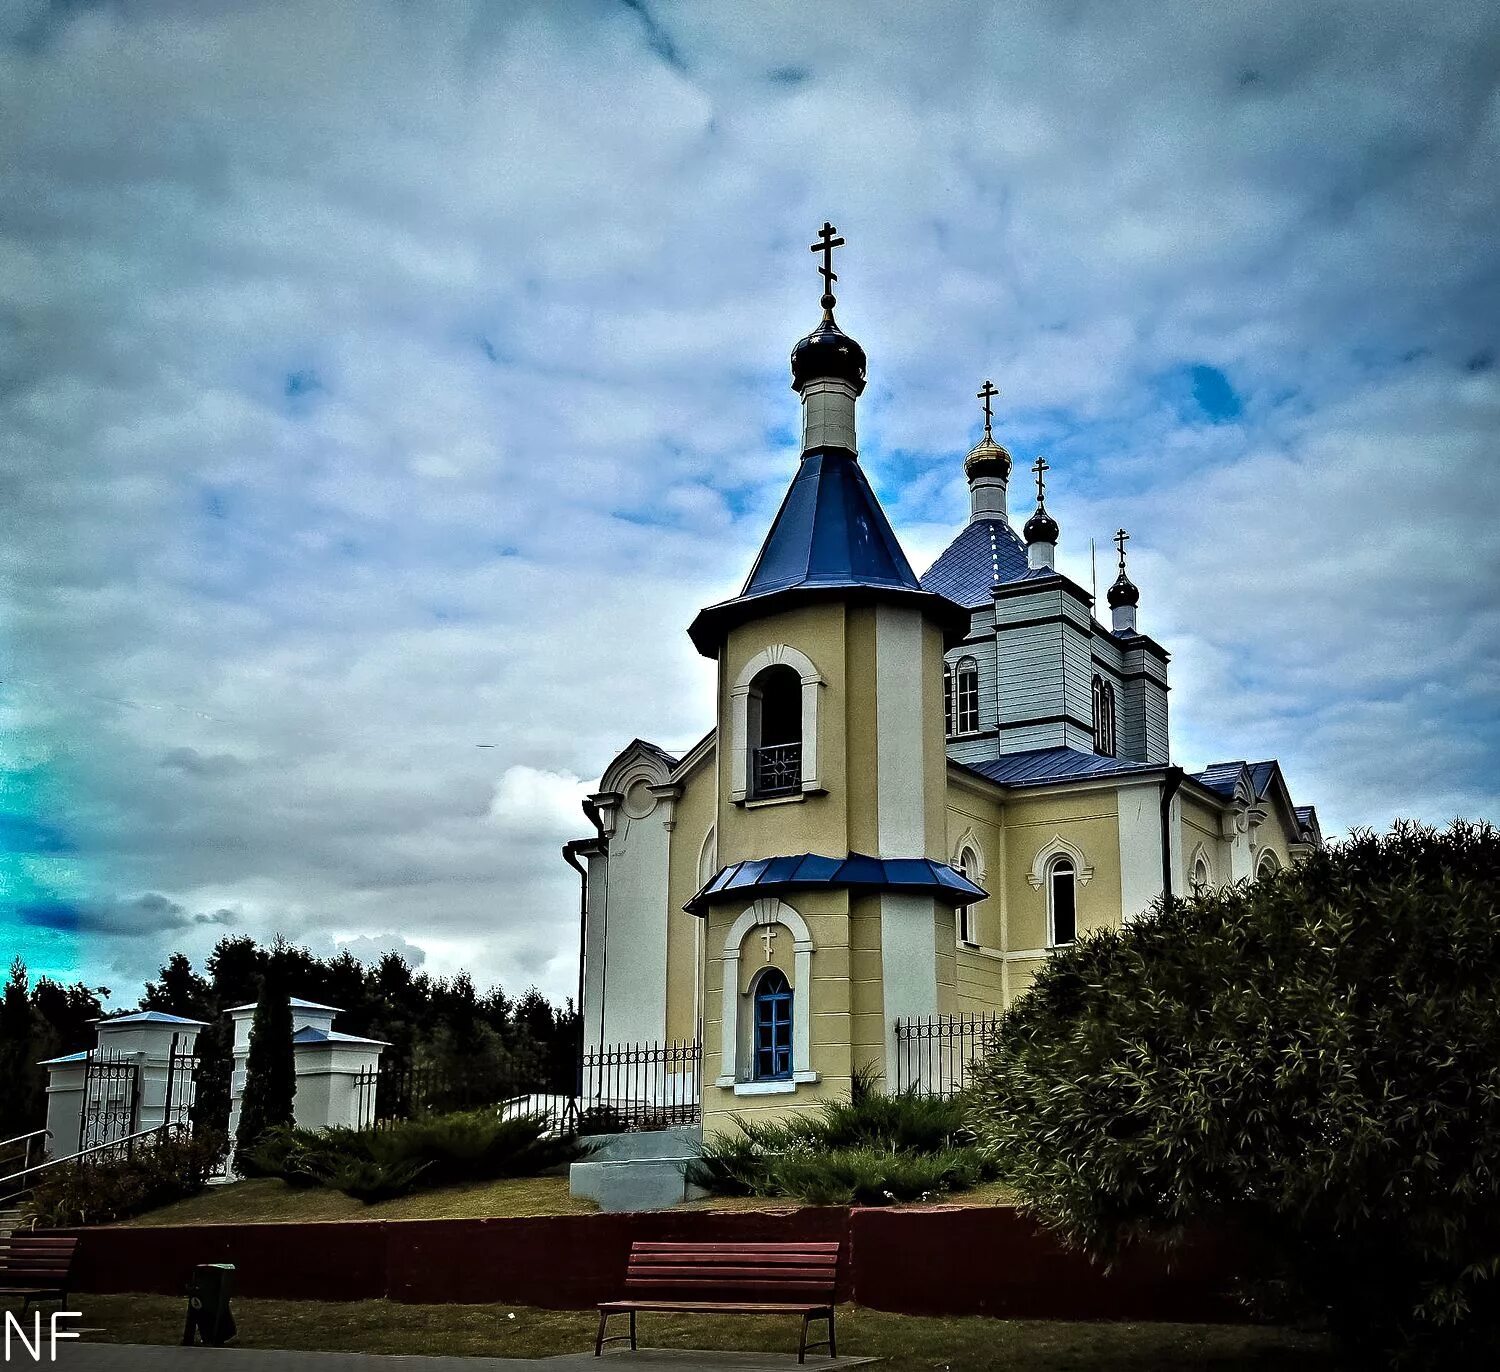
[753,968,793,1081]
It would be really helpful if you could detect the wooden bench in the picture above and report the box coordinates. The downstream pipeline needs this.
[0,1236,79,1313]
[596,1240,840,1363]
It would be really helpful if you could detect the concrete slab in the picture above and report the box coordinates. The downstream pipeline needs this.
[567,1157,707,1213]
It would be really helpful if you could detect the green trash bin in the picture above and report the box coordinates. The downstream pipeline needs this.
[182,1263,237,1347]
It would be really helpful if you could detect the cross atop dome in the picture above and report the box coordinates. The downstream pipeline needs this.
[811,220,845,315]
[978,380,998,440]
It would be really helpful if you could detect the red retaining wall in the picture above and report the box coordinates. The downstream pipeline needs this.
[50,1206,1244,1322]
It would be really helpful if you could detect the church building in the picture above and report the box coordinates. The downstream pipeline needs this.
[566,226,1322,1137]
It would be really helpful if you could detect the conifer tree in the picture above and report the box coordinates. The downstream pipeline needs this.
[234,958,295,1166]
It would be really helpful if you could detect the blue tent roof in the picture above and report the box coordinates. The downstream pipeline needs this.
[689,449,967,654]
[920,518,1032,608]
[685,851,986,916]
[963,747,1166,788]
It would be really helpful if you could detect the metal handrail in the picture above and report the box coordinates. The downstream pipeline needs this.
[0,1128,51,1154]
[0,1122,181,1195]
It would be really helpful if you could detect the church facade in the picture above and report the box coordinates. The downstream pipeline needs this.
[566,227,1322,1138]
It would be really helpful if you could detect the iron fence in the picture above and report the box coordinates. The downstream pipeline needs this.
[353,1038,702,1136]
[893,1013,1002,1096]
[79,1051,140,1151]
[579,1038,701,1132]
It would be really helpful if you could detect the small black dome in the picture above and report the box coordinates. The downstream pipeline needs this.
[1107,569,1140,608]
[1023,503,1059,544]
[791,313,867,395]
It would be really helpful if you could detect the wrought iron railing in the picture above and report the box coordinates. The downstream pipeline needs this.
[753,742,802,797]
[353,1038,702,1137]
[579,1039,701,1133]
[893,1013,1001,1096]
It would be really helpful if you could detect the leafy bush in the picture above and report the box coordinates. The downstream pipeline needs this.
[243,1108,587,1202]
[688,1071,999,1206]
[970,820,1500,1370]
[26,1129,226,1228]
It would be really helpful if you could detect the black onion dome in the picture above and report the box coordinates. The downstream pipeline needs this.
[791,313,867,395]
[964,435,1012,481]
[1023,503,1059,544]
[1107,569,1140,608]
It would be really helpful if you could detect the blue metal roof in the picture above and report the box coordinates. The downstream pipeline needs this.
[964,747,1165,788]
[685,851,986,916]
[741,449,922,597]
[689,449,969,654]
[1190,761,1249,798]
[292,1026,388,1048]
[920,518,1031,608]
[98,1010,208,1027]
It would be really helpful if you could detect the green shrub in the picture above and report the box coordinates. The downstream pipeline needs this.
[688,1073,998,1206]
[26,1129,226,1228]
[243,1108,586,1202]
[970,820,1500,1371]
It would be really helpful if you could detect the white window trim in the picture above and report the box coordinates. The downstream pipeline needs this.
[1046,855,1078,948]
[954,656,980,735]
[1027,834,1094,890]
[716,898,817,1090]
[729,645,824,804]
[1256,849,1281,879]
[1189,842,1213,891]
[952,831,986,948]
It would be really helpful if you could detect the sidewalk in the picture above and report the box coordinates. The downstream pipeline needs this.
[59,1345,873,1371]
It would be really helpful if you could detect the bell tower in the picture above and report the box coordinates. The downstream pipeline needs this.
[686,227,979,1129]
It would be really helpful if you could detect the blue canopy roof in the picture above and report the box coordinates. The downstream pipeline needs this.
[920,518,1032,608]
[689,449,967,654]
[685,851,986,916]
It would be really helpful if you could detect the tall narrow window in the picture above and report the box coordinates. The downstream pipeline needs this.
[749,665,802,799]
[1048,856,1077,946]
[1092,675,1116,757]
[1192,856,1211,892]
[957,848,979,946]
[955,657,979,734]
[943,664,955,737]
[753,968,792,1081]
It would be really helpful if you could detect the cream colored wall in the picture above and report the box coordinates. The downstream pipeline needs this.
[946,772,1008,1012]
[1180,791,1231,888]
[702,887,857,1136]
[1001,788,1124,954]
[665,744,717,1042]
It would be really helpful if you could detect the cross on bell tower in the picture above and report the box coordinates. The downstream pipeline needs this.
[1032,455,1050,504]
[1115,527,1130,569]
[810,221,844,314]
[977,380,998,440]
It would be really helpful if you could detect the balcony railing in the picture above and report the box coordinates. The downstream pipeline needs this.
[753,742,802,797]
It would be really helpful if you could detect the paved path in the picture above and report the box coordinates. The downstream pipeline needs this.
[56,1344,873,1372]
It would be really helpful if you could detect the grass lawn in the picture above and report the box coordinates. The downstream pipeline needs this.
[11,1293,1343,1370]
[113,1176,1020,1225]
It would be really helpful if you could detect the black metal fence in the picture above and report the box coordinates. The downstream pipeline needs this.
[893,1013,1002,1095]
[79,1051,140,1151]
[354,1038,702,1136]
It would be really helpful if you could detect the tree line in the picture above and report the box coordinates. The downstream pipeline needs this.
[0,936,580,1141]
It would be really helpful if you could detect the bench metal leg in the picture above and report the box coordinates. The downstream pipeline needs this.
[630,1310,637,1351]
[799,1308,835,1363]
[594,1310,608,1357]
[595,1309,638,1357]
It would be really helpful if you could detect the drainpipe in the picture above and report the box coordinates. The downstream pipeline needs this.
[564,797,610,1094]
[1160,766,1184,905]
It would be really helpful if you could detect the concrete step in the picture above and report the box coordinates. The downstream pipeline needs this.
[569,1156,708,1213]
[578,1124,702,1164]
[0,1205,27,1237]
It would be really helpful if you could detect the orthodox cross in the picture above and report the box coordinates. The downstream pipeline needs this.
[1115,527,1130,569]
[810,221,844,310]
[977,380,998,439]
[1031,455,1050,504]
[760,926,778,963]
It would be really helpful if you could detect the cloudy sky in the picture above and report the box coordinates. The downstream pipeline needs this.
[2,0,1497,1009]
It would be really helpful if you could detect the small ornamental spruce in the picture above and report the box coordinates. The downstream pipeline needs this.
[234,963,296,1168]
[969,819,1500,1370]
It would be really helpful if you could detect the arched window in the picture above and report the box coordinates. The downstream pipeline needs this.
[748,665,802,798]
[943,664,955,737]
[954,657,980,734]
[1092,675,1116,758]
[1048,856,1077,946]
[956,847,979,946]
[752,968,793,1081]
[1256,851,1281,881]
[1192,855,1211,892]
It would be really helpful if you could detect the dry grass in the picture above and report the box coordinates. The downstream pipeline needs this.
[114,1173,598,1226]
[12,1293,1345,1370]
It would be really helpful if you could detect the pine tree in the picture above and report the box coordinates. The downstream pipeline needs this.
[234,960,296,1165]
[0,958,40,1135]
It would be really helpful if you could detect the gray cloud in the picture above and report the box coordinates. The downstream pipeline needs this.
[1,0,1496,1002]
